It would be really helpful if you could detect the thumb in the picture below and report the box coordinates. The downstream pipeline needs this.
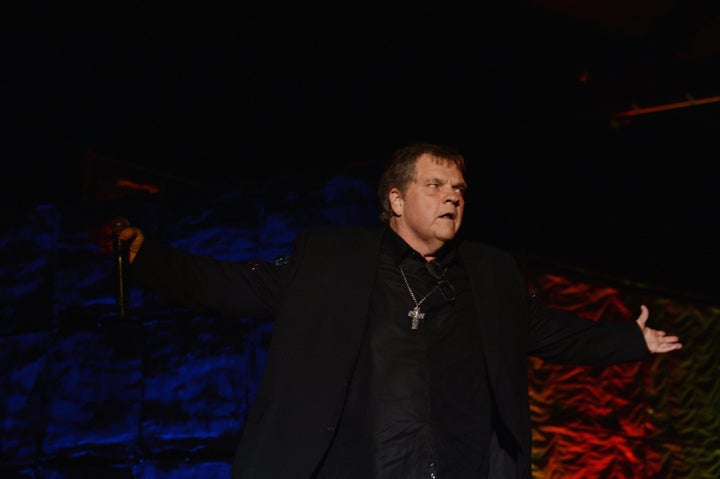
[635,304,649,330]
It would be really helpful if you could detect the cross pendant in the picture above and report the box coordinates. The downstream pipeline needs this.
[408,306,425,330]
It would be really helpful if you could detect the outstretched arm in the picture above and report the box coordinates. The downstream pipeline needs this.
[636,304,683,354]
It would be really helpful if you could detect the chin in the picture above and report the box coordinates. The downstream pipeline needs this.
[438,229,459,242]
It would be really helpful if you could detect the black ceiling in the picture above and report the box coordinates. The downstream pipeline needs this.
[4,4,719,299]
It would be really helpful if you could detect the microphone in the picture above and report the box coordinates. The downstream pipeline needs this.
[111,217,130,319]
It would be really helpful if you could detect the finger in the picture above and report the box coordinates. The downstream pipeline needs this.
[118,226,138,242]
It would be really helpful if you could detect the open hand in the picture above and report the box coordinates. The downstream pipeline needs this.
[636,304,683,354]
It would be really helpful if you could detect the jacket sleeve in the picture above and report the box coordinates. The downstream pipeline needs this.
[526,293,651,366]
[129,238,292,320]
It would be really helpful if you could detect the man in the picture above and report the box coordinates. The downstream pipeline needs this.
[114,142,681,478]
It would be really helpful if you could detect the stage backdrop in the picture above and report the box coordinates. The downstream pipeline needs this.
[1,171,717,479]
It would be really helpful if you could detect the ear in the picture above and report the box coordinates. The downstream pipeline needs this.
[389,188,404,216]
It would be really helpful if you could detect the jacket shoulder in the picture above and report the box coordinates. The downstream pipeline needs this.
[457,238,516,263]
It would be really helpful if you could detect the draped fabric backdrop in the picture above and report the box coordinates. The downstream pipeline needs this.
[1,172,717,478]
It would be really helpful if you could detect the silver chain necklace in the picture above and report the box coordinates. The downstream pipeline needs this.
[399,266,440,330]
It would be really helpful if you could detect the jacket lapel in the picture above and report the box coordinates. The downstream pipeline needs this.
[458,241,501,385]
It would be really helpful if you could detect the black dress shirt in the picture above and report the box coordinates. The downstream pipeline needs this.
[316,228,492,478]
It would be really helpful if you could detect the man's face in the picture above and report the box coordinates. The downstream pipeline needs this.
[390,153,467,255]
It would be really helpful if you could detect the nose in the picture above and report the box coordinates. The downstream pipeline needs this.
[443,188,461,206]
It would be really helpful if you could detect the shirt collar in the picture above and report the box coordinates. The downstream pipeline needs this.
[383,227,458,271]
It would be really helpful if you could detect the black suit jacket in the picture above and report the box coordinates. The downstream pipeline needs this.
[132,225,651,479]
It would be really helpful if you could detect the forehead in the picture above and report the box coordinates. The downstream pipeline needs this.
[415,153,465,180]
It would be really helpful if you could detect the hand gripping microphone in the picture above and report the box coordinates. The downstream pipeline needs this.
[111,217,130,319]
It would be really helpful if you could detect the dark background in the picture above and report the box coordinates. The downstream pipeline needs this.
[5,2,720,299]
